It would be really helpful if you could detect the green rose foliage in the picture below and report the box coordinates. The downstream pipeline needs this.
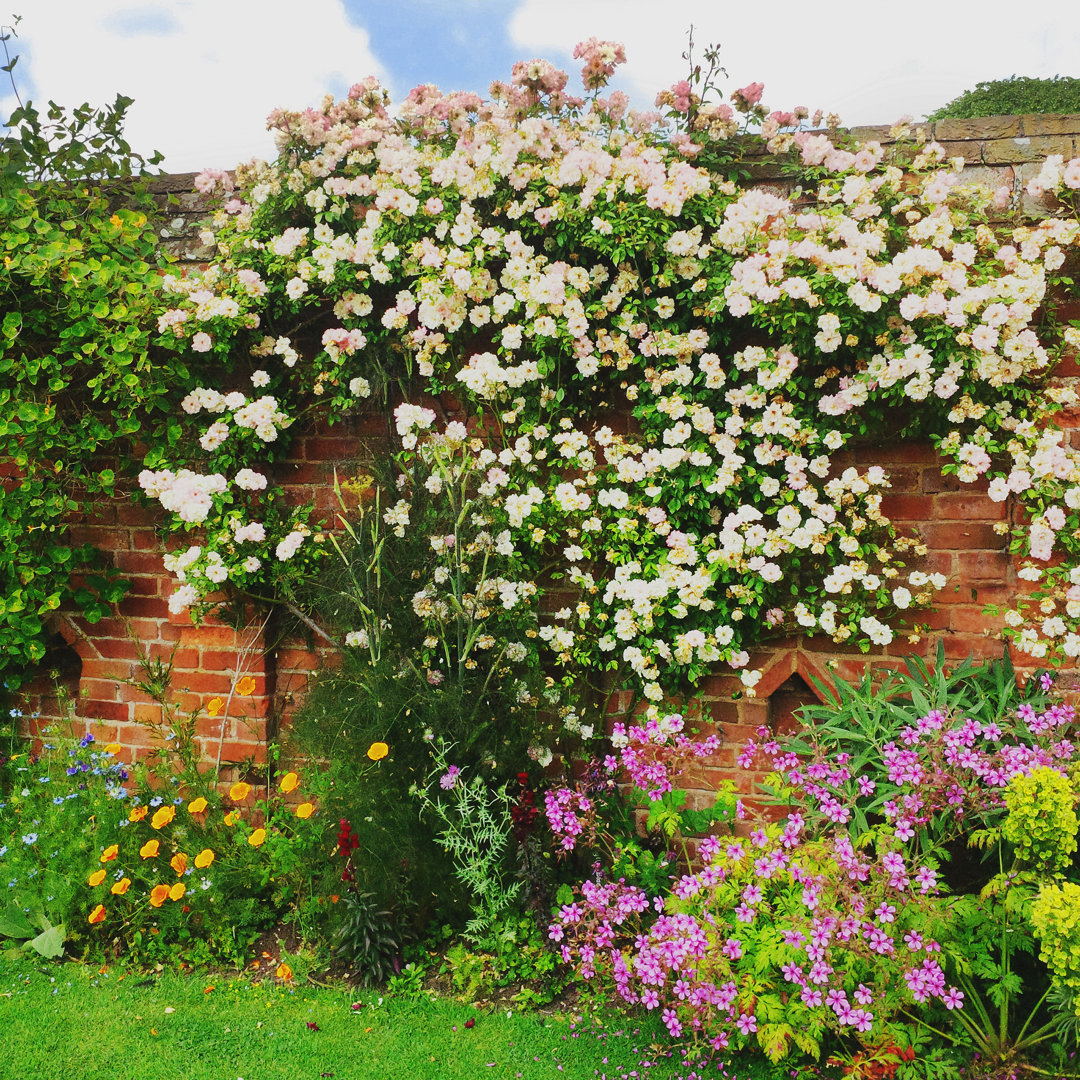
[0,89,168,683]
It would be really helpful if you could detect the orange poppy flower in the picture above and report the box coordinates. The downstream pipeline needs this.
[100,844,119,863]
[88,869,107,887]
[223,811,239,827]
[111,878,131,895]
[295,802,314,819]
[276,963,293,981]
[151,806,175,830]
[187,797,208,814]
[366,741,389,761]
[236,675,257,696]
[169,882,186,902]
[206,697,224,717]
[229,781,252,802]
[279,772,299,794]
[140,839,160,859]
[149,884,170,908]
[247,828,267,848]
[88,904,106,925]
[194,848,215,869]
[104,743,122,755]
[129,806,148,823]
[170,853,188,876]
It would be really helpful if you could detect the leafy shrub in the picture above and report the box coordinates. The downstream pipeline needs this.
[0,23,173,684]
[928,75,1080,120]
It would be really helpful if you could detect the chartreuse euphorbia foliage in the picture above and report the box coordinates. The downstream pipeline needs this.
[137,40,1080,733]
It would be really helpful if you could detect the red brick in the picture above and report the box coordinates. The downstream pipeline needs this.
[304,436,358,460]
[930,494,1006,521]
[95,637,141,661]
[178,625,244,648]
[945,606,1005,634]
[132,702,164,727]
[80,657,130,680]
[217,741,267,765]
[920,522,1007,551]
[880,494,936,521]
[957,551,1012,581]
[943,636,1011,661]
[173,671,235,694]
[199,649,244,672]
[276,648,321,670]
[79,677,121,701]
[920,470,963,494]
[83,699,129,724]
[120,596,171,619]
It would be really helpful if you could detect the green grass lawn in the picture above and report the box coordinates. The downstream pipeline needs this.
[0,952,799,1080]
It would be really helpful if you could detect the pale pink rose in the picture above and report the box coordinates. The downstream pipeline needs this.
[191,332,213,353]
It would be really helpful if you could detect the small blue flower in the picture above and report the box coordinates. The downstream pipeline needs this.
[52,796,64,806]
[149,796,163,808]
[21,833,37,845]
[172,797,183,805]
[78,733,95,748]
[37,775,50,783]
[0,845,8,857]
[66,766,79,776]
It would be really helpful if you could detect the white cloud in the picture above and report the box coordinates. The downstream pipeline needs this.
[509,0,1080,126]
[3,0,388,171]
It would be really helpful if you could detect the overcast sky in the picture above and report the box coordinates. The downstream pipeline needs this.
[3,0,1079,173]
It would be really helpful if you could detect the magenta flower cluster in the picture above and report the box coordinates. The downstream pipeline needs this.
[544,711,720,852]
[741,700,1077,844]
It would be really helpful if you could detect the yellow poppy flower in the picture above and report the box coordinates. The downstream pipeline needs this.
[88,869,107,887]
[236,675,257,696]
[367,741,389,761]
[169,882,186,902]
[88,904,106,924]
[295,802,314,819]
[276,962,293,981]
[206,697,224,717]
[229,781,252,802]
[104,743,122,755]
[194,849,215,869]
[129,806,148,822]
[170,853,188,876]
[111,878,131,896]
[223,811,239,826]
[149,884,170,908]
[279,772,299,794]
[140,839,160,859]
[187,797,208,814]
[151,806,175,831]
[247,828,266,848]
[100,844,119,863]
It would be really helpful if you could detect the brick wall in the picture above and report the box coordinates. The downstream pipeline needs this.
[18,115,1080,795]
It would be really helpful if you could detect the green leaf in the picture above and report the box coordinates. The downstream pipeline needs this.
[27,922,65,959]
[0,904,35,940]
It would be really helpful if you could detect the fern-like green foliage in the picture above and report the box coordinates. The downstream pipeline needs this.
[927,74,1080,120]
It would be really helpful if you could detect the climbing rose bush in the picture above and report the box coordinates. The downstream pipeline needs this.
[141,41,1080,726]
